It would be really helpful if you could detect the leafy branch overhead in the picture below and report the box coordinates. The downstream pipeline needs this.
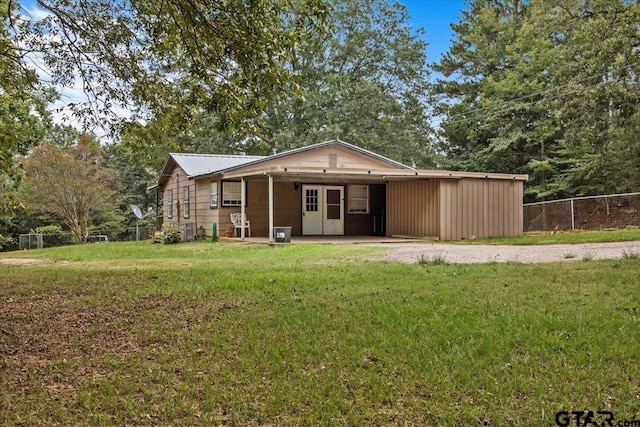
[13,0,330,133]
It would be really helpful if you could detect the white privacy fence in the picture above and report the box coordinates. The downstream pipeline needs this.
[523,192,640,232]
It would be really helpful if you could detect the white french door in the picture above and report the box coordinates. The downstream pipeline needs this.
[302,185,344,235]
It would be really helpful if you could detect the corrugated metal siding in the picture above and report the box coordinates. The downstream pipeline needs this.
[386,180,439,237]
[439,179,523,240]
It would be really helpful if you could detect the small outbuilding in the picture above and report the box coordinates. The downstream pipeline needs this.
[151,140,528,241]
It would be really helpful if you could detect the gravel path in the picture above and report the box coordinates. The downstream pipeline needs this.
[380,240,640,264]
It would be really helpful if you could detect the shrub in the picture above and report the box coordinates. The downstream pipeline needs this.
[153,224,182,244]
[0,234,15,251]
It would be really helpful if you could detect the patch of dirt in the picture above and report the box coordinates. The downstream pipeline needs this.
[379,240,640,264]
[0,292,222,407]
[0,258,47,265]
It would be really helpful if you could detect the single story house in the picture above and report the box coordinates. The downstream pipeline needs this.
[150,140,528,241]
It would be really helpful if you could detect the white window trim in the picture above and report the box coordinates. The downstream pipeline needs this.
[183,186,190,218]
[222,181,244,206]
[210,181,218,208]
[167,189,173,219]
[348,184,369,214]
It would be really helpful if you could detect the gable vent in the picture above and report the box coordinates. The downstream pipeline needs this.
[329,153,337,168]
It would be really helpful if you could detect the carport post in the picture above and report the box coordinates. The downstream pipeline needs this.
[268,175,274,243]
[241,177,246,240]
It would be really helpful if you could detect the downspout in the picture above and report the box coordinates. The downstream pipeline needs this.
[176,173,180,226]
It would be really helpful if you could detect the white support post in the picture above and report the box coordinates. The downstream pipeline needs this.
[241,177,246,240]
[268,175,274,243]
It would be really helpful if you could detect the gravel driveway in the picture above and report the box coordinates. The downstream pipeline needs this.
[380,240,640,264]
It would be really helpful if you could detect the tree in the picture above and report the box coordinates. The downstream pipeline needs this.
[101,142,157,238]
[119,0,436,168]
[12,0,329,135]
[433,1,538,177]
[262,0,435,167]
[433,0,640,200]
[20,136,117,242]
[530,0,640,197]
[0,0,52,215]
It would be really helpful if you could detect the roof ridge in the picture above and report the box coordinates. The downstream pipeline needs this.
[170,153,264,158]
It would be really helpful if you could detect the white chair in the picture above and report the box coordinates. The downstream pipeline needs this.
[230,213,251,237]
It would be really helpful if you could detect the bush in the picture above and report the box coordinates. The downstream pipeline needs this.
[0,234,15,251]
[153,224,182,244]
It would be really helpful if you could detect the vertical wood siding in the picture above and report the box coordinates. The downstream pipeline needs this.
[386,180,440,237]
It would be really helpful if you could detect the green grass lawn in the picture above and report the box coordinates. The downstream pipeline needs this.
[466,228,640,245]
[1,241,639,426]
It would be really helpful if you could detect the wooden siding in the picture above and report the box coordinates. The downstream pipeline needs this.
[179,180,302,238]
[160,165,197,226]
[439,178,523,240]
[193,179,220,235]
[386,180,440,238]
[234,145,402,175]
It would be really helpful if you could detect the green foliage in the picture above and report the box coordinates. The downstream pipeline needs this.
[118,0,435,168]
[15,0,329,136]
[19,136,118,243]
[0,233,14,250]
[262,0,435,167]
[154,223,181,245]
[0,0,53,205]
[433,0,640,201]
[1,243,639,425]
[31,224,73,246]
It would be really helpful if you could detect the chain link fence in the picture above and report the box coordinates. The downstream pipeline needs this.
[523,192,640,232]
[18,227,155,250]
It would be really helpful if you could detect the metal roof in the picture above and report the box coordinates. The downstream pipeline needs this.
[170,153,265,177]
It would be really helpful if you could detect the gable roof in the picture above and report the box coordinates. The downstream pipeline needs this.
[152,139,412,189]
[197,139,413,179]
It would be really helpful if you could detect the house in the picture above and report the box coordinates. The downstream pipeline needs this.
[151,140,528,241]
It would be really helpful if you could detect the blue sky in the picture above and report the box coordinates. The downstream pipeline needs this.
[400,0,467,63]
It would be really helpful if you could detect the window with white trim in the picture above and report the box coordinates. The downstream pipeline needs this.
[348,184,369,214]
[183,186,190,218]
[222,181,243,206]
[166,189,173,219]
[210,182,218,208]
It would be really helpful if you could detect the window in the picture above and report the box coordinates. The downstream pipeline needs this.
[183,186,190,218]
[222,181,243,206]
[348,184,368,214]
[210,182,218,208]
[166,189,173,219]
[305,188,319,212]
